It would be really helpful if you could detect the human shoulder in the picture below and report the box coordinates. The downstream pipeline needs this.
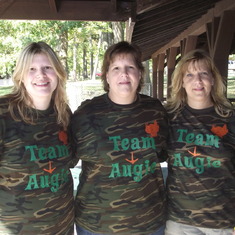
[0,96,10,115]
[227,109,235,129]
[0,97,10,138]
[72,94,106,117]
[139,94,165,110]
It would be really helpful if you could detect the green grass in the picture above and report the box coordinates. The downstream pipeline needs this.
[227,78,235,99]
[0,86,13,96]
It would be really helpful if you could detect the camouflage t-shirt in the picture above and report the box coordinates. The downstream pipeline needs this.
[71,93,168,235]
[0,97,74,235]
[167,105,235,228]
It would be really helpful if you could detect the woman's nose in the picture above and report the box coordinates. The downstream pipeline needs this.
[36,68,46,77]
[194,73,202,82]
[120,67,128,75]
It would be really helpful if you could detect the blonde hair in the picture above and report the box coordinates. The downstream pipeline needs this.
[166,49,234,118]
[5,41,70,129]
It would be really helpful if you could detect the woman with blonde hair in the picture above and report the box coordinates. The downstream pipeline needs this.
[166,49,233,117]
[10,41,70,128]
[0,42,74,234]
[165,49,235,235]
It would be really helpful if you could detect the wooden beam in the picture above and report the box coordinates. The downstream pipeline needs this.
[212,10,235,79]
[137,0,165,14]
[157,53,165,100]
[180,38,186,56]
[184,35,198,55]
[111,0,117,12]
[0,0,133,21]
[48,0,58,13]
[126,18,136,42]
[206,17,220,55]
[126,1,136,42]
[166,47,178,98]
[152,57,158,98]
[0,0,14,17]
[152,0,235,57]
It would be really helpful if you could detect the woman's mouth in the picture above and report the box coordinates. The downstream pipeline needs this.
[34,82,49,86]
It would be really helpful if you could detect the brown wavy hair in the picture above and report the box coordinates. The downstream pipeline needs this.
[101,41,145,92]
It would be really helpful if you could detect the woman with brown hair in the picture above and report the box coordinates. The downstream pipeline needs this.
[72,41,168,235]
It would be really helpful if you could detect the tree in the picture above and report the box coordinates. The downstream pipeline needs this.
[0,20,119,81]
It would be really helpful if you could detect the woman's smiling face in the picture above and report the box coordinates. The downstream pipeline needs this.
[183,60,214,108]
[23,53,58,108]
[106,53,141,104]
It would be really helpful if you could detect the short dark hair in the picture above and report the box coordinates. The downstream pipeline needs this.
[101,41,145,92]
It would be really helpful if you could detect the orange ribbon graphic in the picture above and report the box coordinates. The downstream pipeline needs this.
[43,161,56,174]
[187,146,201,156]
[125,152,139,164]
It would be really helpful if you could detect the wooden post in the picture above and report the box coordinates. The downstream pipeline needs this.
[152,57,158,98]
[157,53,165,101]
[166,47,178,99]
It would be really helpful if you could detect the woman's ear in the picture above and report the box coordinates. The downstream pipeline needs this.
[106,74,109,84]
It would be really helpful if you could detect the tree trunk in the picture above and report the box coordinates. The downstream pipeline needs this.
[111,22,124,43]
[92,31,102,80]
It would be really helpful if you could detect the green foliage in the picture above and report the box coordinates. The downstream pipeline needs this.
[0,20,120,81]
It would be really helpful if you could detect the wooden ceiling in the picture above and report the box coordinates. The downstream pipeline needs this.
[0,0,234,61]
[132,0,235,60]
[0,0,136,21]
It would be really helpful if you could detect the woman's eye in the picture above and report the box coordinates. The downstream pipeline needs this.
[201,72,208,76]
[186,73,193,77]
[44,66,52,70]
